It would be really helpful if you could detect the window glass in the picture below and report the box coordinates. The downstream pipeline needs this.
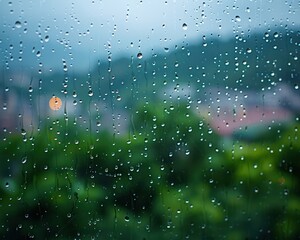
[1,1,300,239]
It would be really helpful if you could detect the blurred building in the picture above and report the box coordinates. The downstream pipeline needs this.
[196,83,300,138]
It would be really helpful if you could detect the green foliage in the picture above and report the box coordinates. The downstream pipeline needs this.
[0,105,300,239]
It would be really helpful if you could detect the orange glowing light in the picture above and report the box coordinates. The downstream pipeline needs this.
[49,96,62,111]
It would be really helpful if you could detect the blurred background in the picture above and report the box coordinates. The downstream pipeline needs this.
[0,0,300,239]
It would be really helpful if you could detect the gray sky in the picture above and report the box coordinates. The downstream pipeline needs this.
[0,0,299,71]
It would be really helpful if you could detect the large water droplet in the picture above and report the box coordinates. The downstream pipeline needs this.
[44,35,50,42]
[15,21,22,28]
[235,16,241,22]
[21,128,26,136]
[137,52,143,59]
[182,23,188,30]
[22,157,27,164]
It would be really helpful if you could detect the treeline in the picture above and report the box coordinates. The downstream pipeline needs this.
[0,103,300,239]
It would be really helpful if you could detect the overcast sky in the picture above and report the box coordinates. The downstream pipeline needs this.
[1,0,299,71]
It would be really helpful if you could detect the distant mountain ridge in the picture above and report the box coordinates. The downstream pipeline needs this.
[0,26,299,134]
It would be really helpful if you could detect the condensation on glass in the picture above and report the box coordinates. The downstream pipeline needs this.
[0,1,299,239]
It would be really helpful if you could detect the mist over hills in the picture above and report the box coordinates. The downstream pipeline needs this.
[1,26,299,135]
[2,25,299,88]
[39,26,299,99]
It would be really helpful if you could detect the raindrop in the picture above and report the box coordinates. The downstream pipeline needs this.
[182,23,188,30]
[44,35,50,42]
[116,95,121,101]
[21,128,26,136]
[235,16,241,22]
[21,157,27,164]
[124,216,130,222]
[185,149,190,156]
[137,52,143,59]
[15,21,22,28]
[88,90,93,97]
[62,59,68,71]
